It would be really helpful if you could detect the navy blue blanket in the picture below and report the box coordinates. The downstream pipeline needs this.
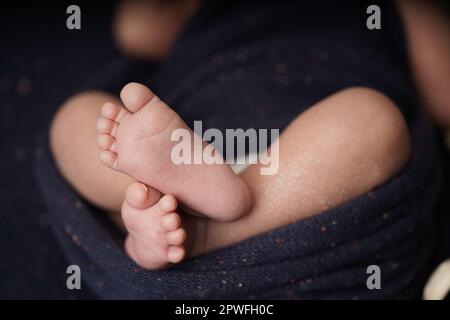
[34,113,442,299]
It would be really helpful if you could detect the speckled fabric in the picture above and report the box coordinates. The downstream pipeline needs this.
[33,0,445,299]
[35,114,442,299]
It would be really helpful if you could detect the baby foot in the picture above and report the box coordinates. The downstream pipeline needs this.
[96,82,250,221]
[122,181,186,269]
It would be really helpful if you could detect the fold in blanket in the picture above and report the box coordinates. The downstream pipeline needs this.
[34,113,442,299]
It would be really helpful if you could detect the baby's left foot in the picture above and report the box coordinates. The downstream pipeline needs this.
[122,181,187,269]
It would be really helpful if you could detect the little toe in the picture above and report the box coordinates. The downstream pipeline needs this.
[101,102,130,122]
[125,182,161,209]
[100,150,118,169]
[96,118,117,136]
[162,213,181,232]
[120,82,159,114]
[166,228,187,246]
[167,245,185,263]
[97,134,116,151]
[158,194,177,213]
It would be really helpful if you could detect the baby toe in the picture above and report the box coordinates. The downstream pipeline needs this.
[167,245,185,263]
[101,102,129,122]
[158,194,177,213]
[96,118,117,136]
[120,82,157,114]
[161,213,181,232]
[125,182,161,209]
[97,134,116,151]
[166,228,187,246]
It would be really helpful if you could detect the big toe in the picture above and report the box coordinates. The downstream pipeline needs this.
[120,82,159,113]
[125,182,161,209]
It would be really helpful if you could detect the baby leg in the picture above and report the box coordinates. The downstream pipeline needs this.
[193,87,411,254]
[50,91,134,218]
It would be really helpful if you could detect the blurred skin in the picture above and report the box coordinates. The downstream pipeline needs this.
[114,0,200,59]
[396,0,450,129]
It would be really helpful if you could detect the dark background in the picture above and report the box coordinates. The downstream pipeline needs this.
[0,1,124,298]
[0,1,449,299]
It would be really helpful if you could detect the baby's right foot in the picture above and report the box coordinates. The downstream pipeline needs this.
[96,82,250,221]
[122,182,187,269]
